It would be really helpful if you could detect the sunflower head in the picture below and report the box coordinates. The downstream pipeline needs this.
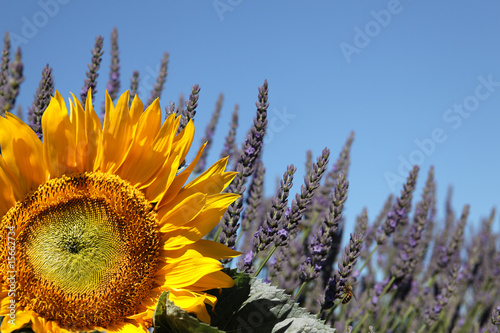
[0,91,239,332]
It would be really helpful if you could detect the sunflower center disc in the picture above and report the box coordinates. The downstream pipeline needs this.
[26,198,127,295]
[5,172,161,330]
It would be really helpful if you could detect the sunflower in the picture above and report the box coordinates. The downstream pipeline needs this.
[0,90,240,332]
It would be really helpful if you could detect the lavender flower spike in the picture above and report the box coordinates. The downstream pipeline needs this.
[27,64,54,139]
[255,164,296,254]
[392,166,434,279]
[320,131,354,198]
[0,32,11,116]
[106,27,120,101]
[81,35,104,104]
[321,274,340,310]
[320,172,349,283]
[178,84,200,134]
[320,232,364,310]
[146,52,169,106]
[238,160,266,255]
[278,147,330,244]
[129,70,140,105]
[219,80,268,251]
[2,47,24,113]
[193,93,224,173]
[491,305,500,326]
[440,204,469,269]
[376,165,419,245]
[338,232,364,281]
[219,104,239,163]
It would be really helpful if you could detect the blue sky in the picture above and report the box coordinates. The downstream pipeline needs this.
[1,1,499,234]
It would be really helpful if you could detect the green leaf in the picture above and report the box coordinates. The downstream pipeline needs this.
[208,270,336,333]
[207,269,252,328]
[153,291,224,333]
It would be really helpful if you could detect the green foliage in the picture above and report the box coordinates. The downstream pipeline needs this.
[208,269,335,333]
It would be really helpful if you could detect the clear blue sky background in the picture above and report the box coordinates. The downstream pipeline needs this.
[1,1,499,234]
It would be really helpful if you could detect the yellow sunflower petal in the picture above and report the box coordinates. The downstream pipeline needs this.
[0,113,45,194]
[103,321,148,333]
[186,156,230,188]
[0,310,35,333]
[98,91,133,173]
[69,91,102,173]
[42,91,78,177]
[160,257,224,288]
[169,166,238,207]
[171,120,195,163]
[186,270,236,292]
[157,143,206,209]
[167,289,216,323]
[115,99,167,187]
[0,158,18,215]
[157,193,206,229]
[129,93,144,130]
[144,120,195,203]
[162,193,239,248]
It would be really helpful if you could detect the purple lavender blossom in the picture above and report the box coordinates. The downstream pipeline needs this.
[81,35,104,104]
[377,165,419,245]
[2,47,24,114]
[240,160,266,235]
[194,93,224,173]
[0,32,10,116]
[300,221,332,282]
[305,150,313,175]
[236,250,255,274]
[129,70,140,105]
[321,274,340,310]
[273,238,306,291]
[146,52,169,106]
[492,305,500,326]
[338,232,364,281]
[424,265,460,327]
[361,195,393,263]
[178,84,200,134]
[278,148,330,245]
[355,208,368,236]
[165,101,176,118]
[103,27,120,109]
[218,80,268,251]
[254,164,296,254]
[176,93,185,116]
[219,104,239,164]
[0,33,24,115]
[319,132,354,201]
[437,205,469,270]
[319,172,349,284]
[392,166,434,279]
[27,64,54,139]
